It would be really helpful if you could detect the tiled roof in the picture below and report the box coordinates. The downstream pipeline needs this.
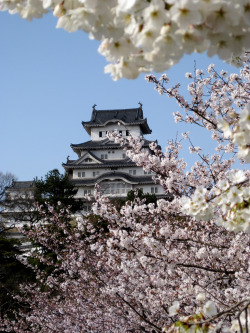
[71,172,155,186]
[63,158,137,169]
[70,138,155,151]
[8,181,35,190]
[82,107,152,134]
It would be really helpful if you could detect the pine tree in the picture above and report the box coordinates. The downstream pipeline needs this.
[34,169,83,214]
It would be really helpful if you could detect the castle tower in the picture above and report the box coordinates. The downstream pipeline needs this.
[62,105,164,212]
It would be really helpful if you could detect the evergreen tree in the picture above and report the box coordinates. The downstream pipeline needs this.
[34,169,83,214]
[126,188,157,206]
[0,234,35,320]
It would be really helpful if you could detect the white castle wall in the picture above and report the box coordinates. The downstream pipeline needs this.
[72,166,154,179]
[91,123,142,141]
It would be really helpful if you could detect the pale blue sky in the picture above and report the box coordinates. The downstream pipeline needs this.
[1,11,238,180]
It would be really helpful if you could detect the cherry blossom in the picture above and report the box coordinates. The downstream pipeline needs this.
[2,194,248,332]
[0,22,249,331]
[2,0,250,79]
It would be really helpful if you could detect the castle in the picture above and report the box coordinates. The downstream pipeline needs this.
[2,105,165,222]
[62,105,164,213]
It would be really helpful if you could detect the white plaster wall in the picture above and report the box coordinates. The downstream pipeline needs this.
[108,166,152,176]
[73,168,107,179]
[8,190,34,200]
[93,148,151,161]
[134,184,165,195]
[75,187,94,198]
[94,149,125,160]
[73,166,154,179]
[79,149,124,159]
[75,183,164,199]
[91,123,142,141]
[106,149,124,159]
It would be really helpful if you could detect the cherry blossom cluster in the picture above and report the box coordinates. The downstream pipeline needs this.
[1,196,249,332]
[226,104,250,163]
[108,129,250,233]
[104,62,250,331]
[92,191,250,332]
[144,58,250,234]
[146,56,250,142]
[181,170,250,233]
[2,0,250,79]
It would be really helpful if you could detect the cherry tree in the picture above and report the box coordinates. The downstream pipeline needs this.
[1,0,250,79]
[1,59,249,332]
[1,1,249,331]
[1,199,248,332]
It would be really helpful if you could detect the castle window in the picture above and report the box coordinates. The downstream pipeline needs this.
[83,204,92,212]
[144,170,151,175]
[93,171,100,177]
[99,131,107,138]
[100,182,132,195]
[151,187,158,194]
[101,154,108,159]
[78,172,85,178]
[83,158,92,163]
[122,153,126,158]
[126,130,130,136]
[129,170,136,175]
[83,189,91,195]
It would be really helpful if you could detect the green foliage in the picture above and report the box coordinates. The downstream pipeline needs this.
[34,169,83,214]
[126,189,157,205]
[110,197,127,211]
[87,214,109,234]
[0,235,35,319]
[30,169,84,283]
